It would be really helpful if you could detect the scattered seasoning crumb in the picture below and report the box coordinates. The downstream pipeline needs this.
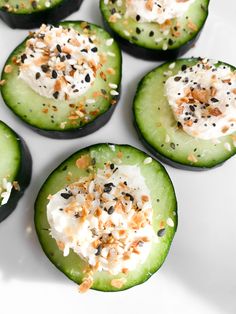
[4,65,12,73]
[111,278,126,289]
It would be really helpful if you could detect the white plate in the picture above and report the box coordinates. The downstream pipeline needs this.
[0,1,235,313]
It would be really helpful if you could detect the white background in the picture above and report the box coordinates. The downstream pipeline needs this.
[0,1,235,313]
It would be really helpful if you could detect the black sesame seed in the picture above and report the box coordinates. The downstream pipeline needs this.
[52,70,57,79]
[149,31,154,37]
[53,91,59,99]
[41,64,49,73]
[189,105,195,112]
[108,206,115,215]
[35,72,40,80]
[177,121,182,128]
[85,74,90,83]
[181,64,187,71]
[170,143,176,150]
[157,228,166,237]
[110,163,115,170]
[56,44,62,53]
[60,192,72,199]
[174,76,182,82]
[20,53,27,63]
[211,97,219,103]
[95,245,102,256]
[91,47,98,52]
[125,193,134,201]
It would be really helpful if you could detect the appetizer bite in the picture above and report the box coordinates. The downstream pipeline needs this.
[1,22,122,139]
[134,58,236,170]
[100,0,209,60]
[0,0,83,29]
[35,144,177,292]
[0,121,32,222]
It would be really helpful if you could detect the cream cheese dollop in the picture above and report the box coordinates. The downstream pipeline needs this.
[19,24,99,101]
[165,59,236,140]
[125,0,195,24]
[47,165,157,275]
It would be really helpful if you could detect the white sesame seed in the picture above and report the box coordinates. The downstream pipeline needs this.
[124,30,130,36]
[169,62,176,69]
[109,145,115,151]
[224,142,232,151]
[109,83,118,89]
[164,71,172,76]
[110,90,119,96]
[106,38,114,46]
[107,51,116,57]
[155,38,163,43]
[144,157,152,165]
[167,218,174,228]
[165,134,170,143]
[86,98,96,104]
[45,1,51,7]
[162,43,168,51]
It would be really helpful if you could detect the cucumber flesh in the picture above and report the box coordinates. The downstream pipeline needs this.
[35,144,177,291]
[1,21,122,139]
[133,58,236,170]
[100,0,209,60]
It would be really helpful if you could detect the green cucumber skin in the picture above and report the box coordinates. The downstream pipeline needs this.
[35,143,177,292]
[100,0,209,61]
[0,122,32,222]
[15,95,120,140]
[0,0,83,29]
[1,21,122,139]
[133,58,236,170]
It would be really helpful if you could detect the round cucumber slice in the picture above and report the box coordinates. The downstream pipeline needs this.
[133,58,236,170]
[0,121,32,222]
[0,0,83,29]
[100,0,209,60]
[1,21,122,139]
[34,143,177,291]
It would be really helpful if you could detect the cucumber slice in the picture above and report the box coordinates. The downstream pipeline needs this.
[0,121,32,222]
[0,0,83,29]
[100,0,209,60]
[1,21,122,139]
[35,144,177,291]
[133,58,236,170]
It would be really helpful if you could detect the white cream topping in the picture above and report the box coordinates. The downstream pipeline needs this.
[19,24,99,100]
[125,0,195,24]
[0,178,12,206]
[165,59,236,140]
[47,165,157,275]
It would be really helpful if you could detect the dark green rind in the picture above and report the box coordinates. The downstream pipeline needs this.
[100,0,209,61]
[34,143,177,291]
[133,58,236,170]
[0,121,32,222]
[0,0,83,29]
[1,21,122,139]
